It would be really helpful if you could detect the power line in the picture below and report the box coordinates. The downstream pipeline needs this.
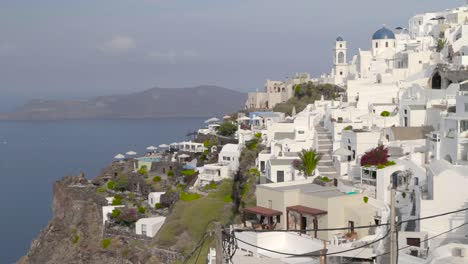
[373,220,468,259]
[233,207,468,233]
[235,230,390,257]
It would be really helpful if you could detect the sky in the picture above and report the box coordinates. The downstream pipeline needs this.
[0,0,463,108]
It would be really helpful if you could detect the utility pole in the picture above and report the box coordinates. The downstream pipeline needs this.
[390,174,398,264]
[215,222,224,264]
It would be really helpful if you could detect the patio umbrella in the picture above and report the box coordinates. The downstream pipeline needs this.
[178,154,190,159]
[114,153,125,159]
[237,116,250,121]
[223,115,231,120]
[146,146,157,151]
[333,147,353,156]
[159,144,170,148]
[204,117,220,123]
[126,151,137,156]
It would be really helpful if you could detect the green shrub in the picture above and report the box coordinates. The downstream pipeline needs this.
[255,132,262,139]
[386,161,396,166]
[102,239,111,249]
[167,170,174,177]
[97,186,106,193]
[344,125,353,131]
[249,168,260,177]
[137,166,148,176]
[377,164,385,169]
[112,194,123,205]
[320,176,331,182]
[204,181,217,191]
[155,203,163,209]
[138,206,146,214]
[223,194,233,203]
[218,121,238,137]
[111,209,121,218]
[153,176,162,182]
[73,234,79,244]
[181,169,196,176]
[107,181,115,190]
[363,196,369,203]
[203,140,211,148]
[114,176,129,192]
[180,192,202,202]
[402,192,406,198]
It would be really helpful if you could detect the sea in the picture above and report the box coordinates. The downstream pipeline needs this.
[0,118,206,263]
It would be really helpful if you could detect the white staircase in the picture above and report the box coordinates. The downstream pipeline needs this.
[315,125,338,179]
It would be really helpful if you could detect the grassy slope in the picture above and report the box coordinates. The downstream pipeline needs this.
[155,181,234,263]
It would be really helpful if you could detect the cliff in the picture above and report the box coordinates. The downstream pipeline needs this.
[0,86,246,120]
[17,174,165,264]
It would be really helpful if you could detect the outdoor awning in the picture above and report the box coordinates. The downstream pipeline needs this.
[287,205,327,216]
[244,206,282,217]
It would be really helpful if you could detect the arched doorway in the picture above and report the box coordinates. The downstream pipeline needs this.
[432,72,442,89]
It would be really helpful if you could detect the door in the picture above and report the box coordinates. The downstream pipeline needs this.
[404,117,408,127]
[300,216,307,234]
[277,171,284,182]
[260,161,265,172]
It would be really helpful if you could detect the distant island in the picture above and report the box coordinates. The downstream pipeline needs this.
[0,86,246,120]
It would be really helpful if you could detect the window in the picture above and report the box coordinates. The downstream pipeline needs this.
[348,221,355,233]
[142,224,147,236]
[404,109,407,114]
[298,131,305,134]
[376,42,379,48]
[340,71,343,76]
[340,44,342,48]
[407,238,421,248]
[277,171,284,182]
[464,103,468,112]
[386,42,389,48]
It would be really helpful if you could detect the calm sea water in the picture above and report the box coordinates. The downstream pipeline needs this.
[0,118,206,263]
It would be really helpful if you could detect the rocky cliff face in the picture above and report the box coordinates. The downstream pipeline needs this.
[18,175,162,264]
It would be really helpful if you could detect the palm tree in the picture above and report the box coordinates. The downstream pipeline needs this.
[296,149,321,178]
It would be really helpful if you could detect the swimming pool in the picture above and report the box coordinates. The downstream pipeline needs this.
[136,157,162,162]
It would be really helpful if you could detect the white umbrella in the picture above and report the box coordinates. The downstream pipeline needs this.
[204,117,220,123]
[178,154,190,158]
[223,115,231,119]
[333,147,353,156]
[159,144,170,148]
[146,146,157,151]
[114,153,125,159]
[237,116,250,121]
[126,151,137,156]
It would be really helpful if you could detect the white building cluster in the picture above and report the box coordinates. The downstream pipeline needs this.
[227,3,468,264]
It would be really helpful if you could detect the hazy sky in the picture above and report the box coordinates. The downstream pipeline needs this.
[0,0,463,104]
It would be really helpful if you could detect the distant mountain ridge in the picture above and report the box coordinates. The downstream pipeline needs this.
[0,86,246,120]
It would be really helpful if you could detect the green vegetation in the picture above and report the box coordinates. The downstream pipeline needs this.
[255,132,262,139]
[437,38,447,52]
[249,168,260,177]
[111,209,121,218]
[114,176,129,192]
[155,203,163,209]
[318,176,332,182]
[112,194,123,206]
[203,181,217,191]
[223,194,233,203]
[97,186,106,193]
[107,181,115,190]
[294,149,321,177]
[363,196,369,204]
[138,206,146,214]
[102,239,111,249]
[181,169,197,176]
[274,83,342,115]
[167,170,175,177]
[137,165,148,176]
[217,121,238,137]
[156,181,233,255]
[153,176,162,182]
[402,192,407,198]
[180,192,202,202]
[73,234,79,244]
[344,125,353,131]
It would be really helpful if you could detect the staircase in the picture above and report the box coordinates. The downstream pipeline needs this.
[315,125,338,179]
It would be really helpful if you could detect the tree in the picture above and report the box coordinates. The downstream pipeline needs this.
[217,121,238,137]
[380,111,391,128]
[360,145,389,167]
[294,149,321,178]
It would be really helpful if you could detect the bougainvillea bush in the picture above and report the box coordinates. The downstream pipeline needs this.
[360,145,389,167]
